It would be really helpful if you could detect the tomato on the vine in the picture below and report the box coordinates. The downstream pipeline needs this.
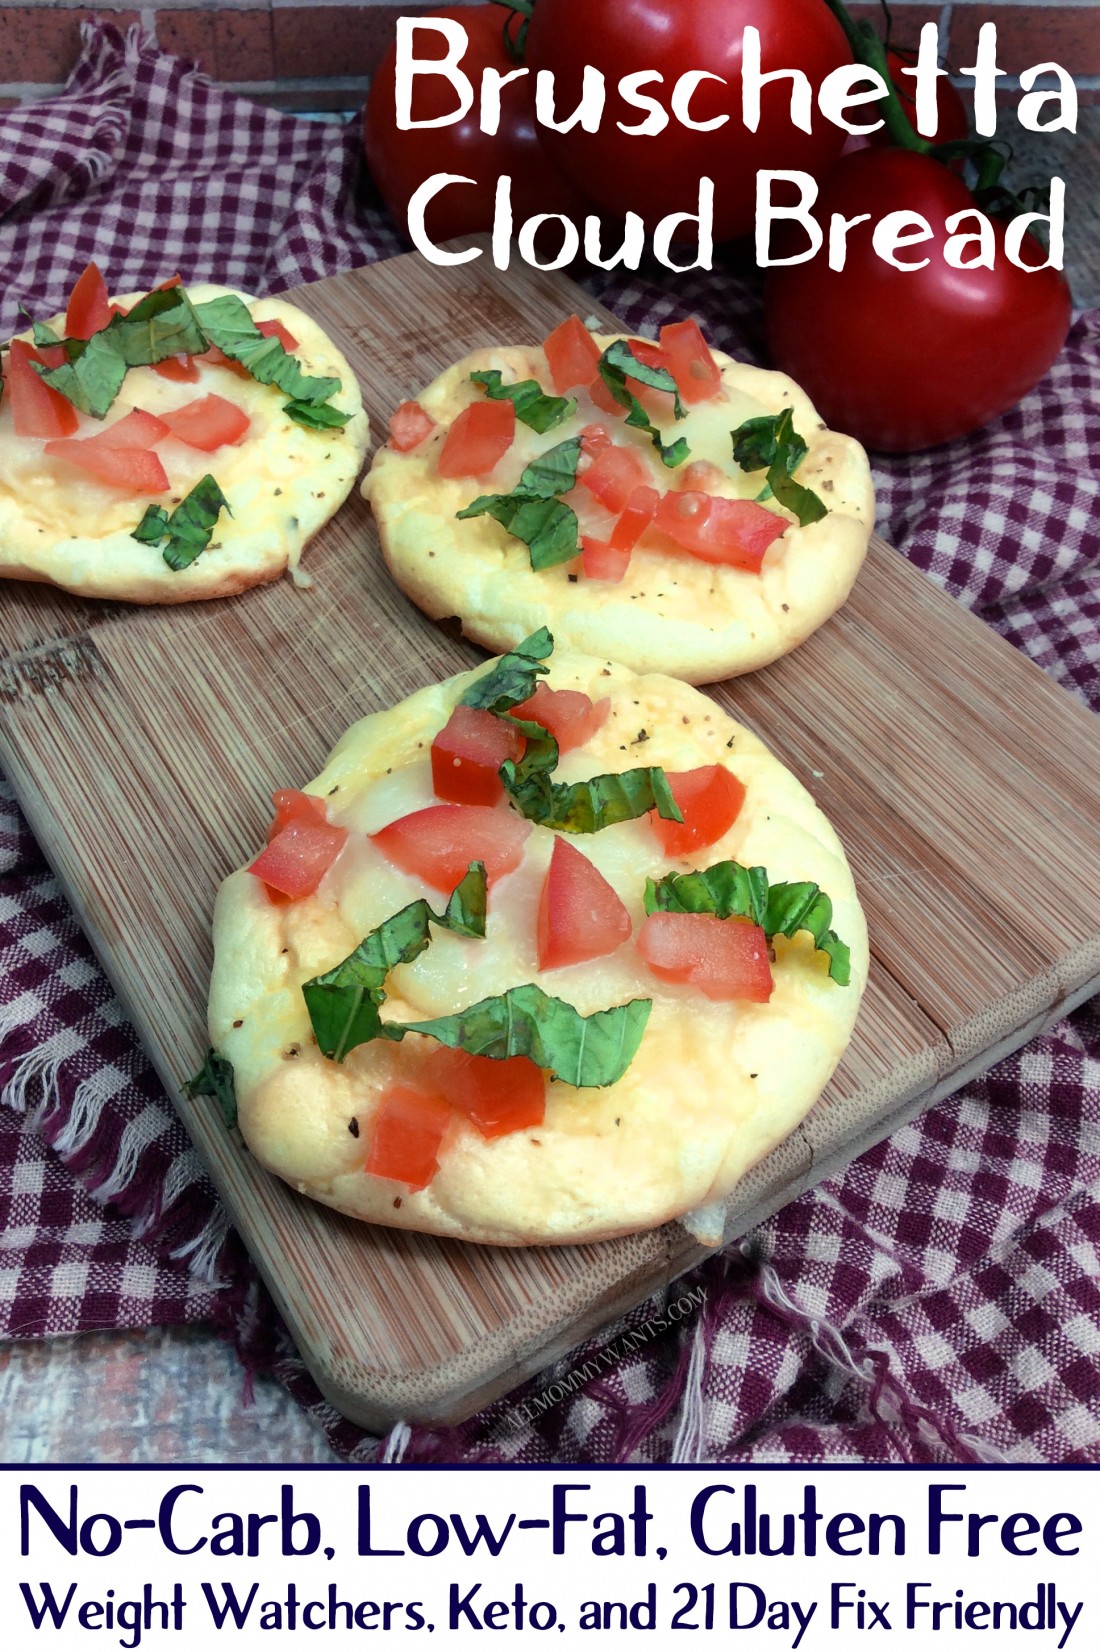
[842,44,969,156]
[764,149,1072,452]
[363,3,589,243]
[525,0,852,243]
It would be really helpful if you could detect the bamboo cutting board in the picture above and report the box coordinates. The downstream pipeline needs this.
[2,249,1100,1434]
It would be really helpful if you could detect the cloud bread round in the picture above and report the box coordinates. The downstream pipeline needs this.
[365,334,873,684]
[209,650,868,1246]
[0,283,369,604]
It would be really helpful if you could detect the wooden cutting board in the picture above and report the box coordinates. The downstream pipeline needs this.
[3,249,1099,1433]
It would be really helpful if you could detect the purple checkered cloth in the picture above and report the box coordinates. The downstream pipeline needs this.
[2,22,1098,1465]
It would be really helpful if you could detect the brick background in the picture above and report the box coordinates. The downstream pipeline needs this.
[0,3,1096,118]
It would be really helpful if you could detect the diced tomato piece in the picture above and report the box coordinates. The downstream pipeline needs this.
[34,341,66,370]
[265,788,329,843]
[581,537,631,584]
[678,459,728,492]
[581,443,651,514]
[655,490,786,572]
[638,912,773,1002]
[627,338,668,373]
[6,339,80,438]
[161,393,250,452]
[580,423,612,457]
[248,817,348,899]
[389,399,436,453]
[256,317,299,352]
[589,373,623,416]
[194,343,251,379]
[537,838,632,971]
[659,318,722,404]
[437,399,515,478]
[44,432,170,492]
[651,765,746,858]
[153,354,201,383]
[64,262,112,341]
[608,485,658,552]
[422,1046,545,1139]
[366,1086,452,1190]
[544,314,600,392]
[512,683,610,754]
[372,804,530,892]
[95,408,170,448]
[431,705,524,807]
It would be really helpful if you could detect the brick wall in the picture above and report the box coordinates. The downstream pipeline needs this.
[0,0,1096,112]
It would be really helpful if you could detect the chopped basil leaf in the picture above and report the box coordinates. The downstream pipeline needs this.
[31,320,63,349]
[459,493,579,570]
[132,474,231,572]
[471,368,576,433]
[644,860,850,984]
[35,290,210,418]
[500,730,683,834]
[302,864,487,1062]
[596,339,690,469]
[457,436,582,569]
[193,294,349,428]
[460,628,552,714]
[282,398,352,430]
[731,408,827,528]
[184,1048,237,1128]
[401,985,652,1088]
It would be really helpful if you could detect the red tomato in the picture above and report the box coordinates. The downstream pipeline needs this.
[581,444,651,514]
[609,485,659,552]
[544,315,601,392]
[421,1046,546,1138]
[764,149,1073,452]
[44,432,170,492]
[95,408,170,448]
[437,399,515,478]
[161,394,250,452]
[152,355,201,383]
[366,1086,452,1189]
[389,400,436,451]
[511,683,610,753]
[581,538,631,583]
[194,344,251,380]
[537,838,632,971]
[637,912,773,1001]
[372,804,530,891]
[6,339,80,438]
[363,4,590,243]
[655,490,786,571]
[580,423,613,457]
[255,317,300,352]
[431,705,524,806]
[652,765,746,857]
[266,788,329,843]
[659,319,722,403]
[525,0,849,242]
[64,262,112,341]
[248,818,349,899]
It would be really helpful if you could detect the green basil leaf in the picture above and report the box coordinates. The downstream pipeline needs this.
[596,338,690,469]
[458,492,579,570]
[184,1047,237,1128]
[193,293,342,410]
[31,320,64,350]
[132,474,231,572]
[302,864,487,1062]
[282,398,351,431]
[501,737,684,834]
[402,984,652,1088]
[515,434,583,498]
[471,368,576,433]
[731,408,827,529]
[645,859,850,985]
[35,291,208,417]
[460,628,553,714]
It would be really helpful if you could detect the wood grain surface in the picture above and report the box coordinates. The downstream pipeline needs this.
[2,248,1099,1432]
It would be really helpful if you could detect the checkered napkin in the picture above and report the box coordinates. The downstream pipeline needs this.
[2,21,1098,1464]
